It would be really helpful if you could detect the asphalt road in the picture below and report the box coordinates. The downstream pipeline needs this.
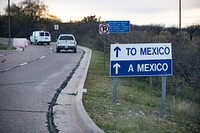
[0,43,84,132]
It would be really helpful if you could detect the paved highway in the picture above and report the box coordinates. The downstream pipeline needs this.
[0,43,84,132]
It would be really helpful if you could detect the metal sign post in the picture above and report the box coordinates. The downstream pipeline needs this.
[104,35,106,75]
[99,24,110,75]
[54,24,59,40]
[8,0,11,50]
[161,76,167,114]
[112,77,118,104]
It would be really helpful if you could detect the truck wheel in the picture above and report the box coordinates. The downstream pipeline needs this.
[74,48,77,53]
[56,48,60,53]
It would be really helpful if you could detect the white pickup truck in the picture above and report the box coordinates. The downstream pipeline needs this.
[30,31,51,45]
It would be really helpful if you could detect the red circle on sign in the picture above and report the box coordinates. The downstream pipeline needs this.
[99,24,110,34]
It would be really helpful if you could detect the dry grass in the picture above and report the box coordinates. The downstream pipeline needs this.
[173,100,200,115]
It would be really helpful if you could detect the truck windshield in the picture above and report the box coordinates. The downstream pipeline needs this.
[40,32,44,36]
[60,36,74,40]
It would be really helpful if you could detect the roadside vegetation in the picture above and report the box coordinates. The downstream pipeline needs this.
[0,0,200,132]
[0,44,7,50]
[83,50,200,133]
[81,21,200,132]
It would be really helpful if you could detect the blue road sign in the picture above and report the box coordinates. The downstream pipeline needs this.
[110,43,172,77]
[106,21,130,33]
[111,59,172,77]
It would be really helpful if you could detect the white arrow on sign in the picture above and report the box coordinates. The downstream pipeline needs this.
[113,63,121,74]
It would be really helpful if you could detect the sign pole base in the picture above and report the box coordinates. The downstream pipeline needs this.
[112,77,118,104]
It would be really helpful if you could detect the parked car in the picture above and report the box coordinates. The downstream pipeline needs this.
[30,30,51,45]
[56,34,77,53]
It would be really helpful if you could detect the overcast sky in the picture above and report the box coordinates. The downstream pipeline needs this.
[1,0,200,27]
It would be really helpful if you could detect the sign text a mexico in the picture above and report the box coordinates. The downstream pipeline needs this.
[110,43,172,77]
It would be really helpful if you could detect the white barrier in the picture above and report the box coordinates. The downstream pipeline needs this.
[13,38,28,48]
[0,37,12,45]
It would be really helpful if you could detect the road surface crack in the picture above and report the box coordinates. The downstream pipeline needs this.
[46,49,85,133]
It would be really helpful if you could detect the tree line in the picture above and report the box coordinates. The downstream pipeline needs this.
[1,0,199,40]
[0,0,61,39]
[0,0,200,100]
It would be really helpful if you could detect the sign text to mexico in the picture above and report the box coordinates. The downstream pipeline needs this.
[110,43,172,77]
[106,21,130,33]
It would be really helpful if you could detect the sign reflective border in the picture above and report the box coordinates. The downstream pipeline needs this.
[110,43,173,77]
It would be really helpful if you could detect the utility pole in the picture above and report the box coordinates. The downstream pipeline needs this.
[179,0,181,30]
[8,0,11,49]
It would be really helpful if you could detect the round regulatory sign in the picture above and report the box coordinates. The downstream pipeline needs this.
[99,24,110,34]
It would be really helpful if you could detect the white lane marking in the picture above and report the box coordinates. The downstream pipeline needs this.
[1,55,47,73]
